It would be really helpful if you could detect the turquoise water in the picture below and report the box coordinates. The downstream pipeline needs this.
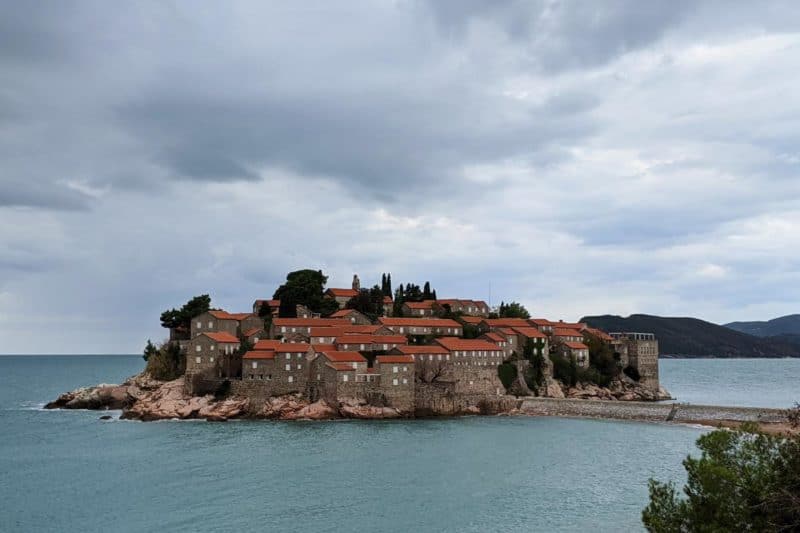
[5,356,793,532]
[660,358,800,408]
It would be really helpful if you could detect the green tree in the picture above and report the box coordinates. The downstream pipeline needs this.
[142,339,159,362]
[497,362,518,390]
[144,341,184,381]
[346,285,385,321]
[522,338,546,389]
[273,269,338,317]
[423,281,432,300]
[585,335,619,385]
[643,425,800,532]
[498,301,530,319]
[159,294,211,330]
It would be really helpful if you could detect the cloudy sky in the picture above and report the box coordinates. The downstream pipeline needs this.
[2,1,800,354]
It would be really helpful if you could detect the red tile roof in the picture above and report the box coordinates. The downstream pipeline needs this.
[460,316,483,324]
[325,288,359,298]
[201,332,240,343]
[253,339,283,351]
[390,345,449,354]
[378,318,461,327]
[383,296,393,303]
[311,343,337,352]
[481,332,506,343]
[434,337,502,351]
[335,335,407,345]
[403,300,436,309]
[328,309,361,318]
[483,318,531,328]
[242,350,275,360]
[377,355,415,364]
[553,328,584,338]
[273,318,350,327]
[321,351,367,363]
[510,327,548,339]
[565,341,589,350]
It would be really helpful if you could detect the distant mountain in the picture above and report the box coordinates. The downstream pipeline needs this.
[580,314,800,358]
[724,314,800,337]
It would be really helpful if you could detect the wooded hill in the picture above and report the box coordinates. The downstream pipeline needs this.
[581,314,800,358]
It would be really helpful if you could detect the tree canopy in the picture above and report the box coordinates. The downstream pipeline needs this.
[159,294,211,330]
[346,285,385,321]
[643,424,800,532]
[498,301,530,319]
[273,269,338,317]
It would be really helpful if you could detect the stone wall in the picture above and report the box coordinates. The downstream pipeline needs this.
[414,382,518,416]
[520,398,788,423]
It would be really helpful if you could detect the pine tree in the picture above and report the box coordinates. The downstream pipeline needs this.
[423,281,431,300]
[386,273,392,296]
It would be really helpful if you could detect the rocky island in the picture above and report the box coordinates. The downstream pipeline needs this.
[47,270,676,422]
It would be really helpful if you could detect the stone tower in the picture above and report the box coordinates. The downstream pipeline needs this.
[352,274,360,291]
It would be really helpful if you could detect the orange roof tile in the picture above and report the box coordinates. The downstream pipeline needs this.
[511,327,548,339]
[243,327,263,337]
[553,328,584,338]
[325,288,359,298]
[403,301,436,309]
[565,342,589,350]
[273,318,350,327]
[253,339,283,351]
[327,362,359,372]
[378,318,461,327]
[321,351,367,363]
[481,332,506,342]
[201,332,240,343]
[460,316,484,324]
[434,337,502,351]
[483,318,532,328]
[274,343,311,353]
[584,327,613,341]
[329,309,361,318]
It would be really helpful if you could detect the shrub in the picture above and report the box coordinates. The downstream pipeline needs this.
[551,353,578,386]
[145,341,183,381]
[497,362,518,390]
[643,426,800,531]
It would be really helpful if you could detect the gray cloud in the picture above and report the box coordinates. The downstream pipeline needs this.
[1,1,800,352]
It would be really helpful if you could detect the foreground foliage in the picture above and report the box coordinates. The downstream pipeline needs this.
[144,341,184,381]
[642,424,800,532]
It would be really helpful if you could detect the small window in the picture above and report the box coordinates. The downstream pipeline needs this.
[285,364,291,371]
[297,364,302,370]
[195,356,201,364]
[403,366,407,372]
[210,345,215,351]
[343,374,349,382]
[392,378,398,386]
[393,366,398,373]
[281,326,286,333]
[208,321,213,328]
[195,345,201,352]
[402,378,408,384]
[252,362,258,369]
[286,353,291,359]
[196,321,202,329]
[288,376,294,383]
[209,356,214,363]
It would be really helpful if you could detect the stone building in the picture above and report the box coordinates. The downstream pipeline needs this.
[328,308,372,325]
[375,354,415,412]
[324,287,359,307]
[185,332,241,379]
[508,327,549,359]
[551,327,584,343]
[609,332,660,391]
[242,327,266,345]
[252,299,280,316]
[560,341,590,368]
[382,296,393,317]
[270,318,350,339]
[335,334,407,353]
[434,299,489,317]
[270,343,315,395]
[401,300,436,317]
[377,317,462,337]
[242,350,275,381]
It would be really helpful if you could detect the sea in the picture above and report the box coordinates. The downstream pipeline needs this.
[1,356,798,533]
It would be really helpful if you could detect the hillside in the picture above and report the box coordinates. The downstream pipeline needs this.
[581,314,800,358]
[724,314,800,337]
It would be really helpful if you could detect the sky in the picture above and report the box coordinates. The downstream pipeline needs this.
[2,1,800,354]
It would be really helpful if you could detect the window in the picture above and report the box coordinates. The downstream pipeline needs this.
[392,378,398,386]
[252,362,258,369]
[286,353,291,359]
[195,345,201,352]
[437,354,442,361]
[297,353,303,359]
[285,364,291,371]
[195,356,201,364]
[360,344,365,351]
[393,366,398,373]
[281,326,287,333]
[445,355,450,361]
[402,378,408,384]
[210,345,215,351]
[196,321,201,329]
[343,374,349,382]
[288,376,294,383]
[208,321,213,328]
[209,357,214,363]
[428,355,433,361]
[297,364,302,370]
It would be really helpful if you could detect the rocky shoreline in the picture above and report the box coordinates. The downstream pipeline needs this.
[48,372,793,433]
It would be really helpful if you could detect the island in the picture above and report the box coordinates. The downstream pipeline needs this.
[48,269,679,421]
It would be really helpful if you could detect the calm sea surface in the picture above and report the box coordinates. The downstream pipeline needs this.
[2,355,795,532]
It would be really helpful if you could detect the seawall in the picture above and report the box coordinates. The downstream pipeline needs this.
[520,398,788,424]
